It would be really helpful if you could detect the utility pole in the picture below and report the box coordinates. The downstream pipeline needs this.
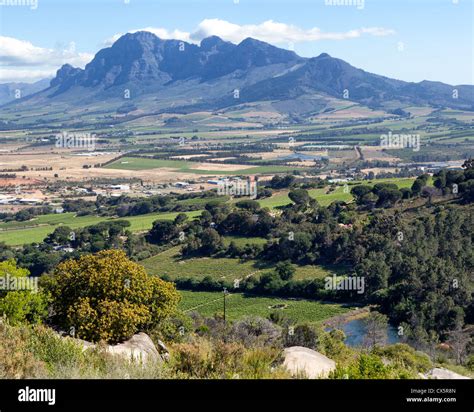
[223,287,228,342]
[223,287,228,325]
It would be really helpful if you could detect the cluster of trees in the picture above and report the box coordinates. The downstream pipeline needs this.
[351,209,473,344]
[115,191,220,217]
[13,220,159,275]
[0,206,54,222]
[44,220,131,253]
[351,182,410,209]
[62,199,96,215]
[433,159,474,203]
[173,267,357,302]
[60,191,221,218]
[146,201,276,256]
[95,191,222,217]
[349,172,456,209]
[269,174,296,189]
[0,250,181,347]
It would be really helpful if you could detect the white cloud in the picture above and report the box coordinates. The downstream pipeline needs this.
[106,19,396,47]
[0,36,93,83]
[0,36,93,68]
[190,19,395,44]
[0,69,55,83]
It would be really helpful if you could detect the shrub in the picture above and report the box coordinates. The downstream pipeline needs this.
[318,328,353,364]
[48,250,180,343]
[171,337,287,379]
[373,343,432,373]
[149,310,193,344]
[274,261,296,281]
[229,316,282,348]
[0,260,49,325]
[284,323,319,349]
[27,325,85,376]
[331,353,415,379]
[242,346,285,379]
[0,321,46,378]
[466,355,474,371]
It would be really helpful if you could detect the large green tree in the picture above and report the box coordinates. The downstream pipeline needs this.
[48,250,180,343]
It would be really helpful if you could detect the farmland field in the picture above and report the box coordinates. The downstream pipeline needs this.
[179,290,352,324]
[143,246,263,281]
[142,245,347,282]
[0,210,202,245]
[105,156,300,175]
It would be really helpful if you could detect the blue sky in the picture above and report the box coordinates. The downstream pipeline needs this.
[0,0,472,84]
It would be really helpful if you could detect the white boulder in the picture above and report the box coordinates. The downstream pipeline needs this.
[107,332,161,364]
[283,346,336,379]
[427,368,471,380]
[70,332,161,364]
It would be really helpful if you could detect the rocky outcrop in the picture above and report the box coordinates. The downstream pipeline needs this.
[107,333,161,364]
[72,332,162,364]
[426,368,471,380]
[283,346,336,379]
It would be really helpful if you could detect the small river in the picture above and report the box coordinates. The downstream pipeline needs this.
[340,319,401,347]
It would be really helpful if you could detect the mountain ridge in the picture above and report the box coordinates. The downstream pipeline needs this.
[3,31,474,117]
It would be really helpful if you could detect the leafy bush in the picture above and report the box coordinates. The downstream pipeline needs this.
[467,355,474,372]
[171,337,288,379]
[229,316,282,348]
[149,310,193,344]
[27,325,85,376]
[0,321,46,378]
[331,353,415,379]
[284,323,319,349]
[373,343,432,372]
[318,328,353,364]
[274,261,295,281]
[0,260,49,325]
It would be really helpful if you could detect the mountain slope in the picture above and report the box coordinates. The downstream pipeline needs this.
[2,31,473,124]
[209,53,474,110]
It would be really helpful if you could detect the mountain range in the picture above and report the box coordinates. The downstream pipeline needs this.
[3,31,474,120]
[0,78,51,106]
